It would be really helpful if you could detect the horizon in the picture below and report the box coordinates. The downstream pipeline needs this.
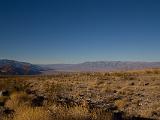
[1,0,160,64]
[1,58,160,65]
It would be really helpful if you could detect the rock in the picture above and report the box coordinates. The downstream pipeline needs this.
[145,83,149,86]
[55,96,76,107]
[112,110,124,120]
[84,99,117,111]
[3,108,14,115]
[25,89,35,94]
[130,82,135,86]
[113,90,117,93]
[151,111,160,117]
[105,103,117,112]
[31,96,44,107]
[0,90,9,96]
[0,102,4,106]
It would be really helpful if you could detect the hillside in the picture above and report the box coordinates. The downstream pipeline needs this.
[0,69,160,120]
[1,60,160,75]
[0,59,43,75]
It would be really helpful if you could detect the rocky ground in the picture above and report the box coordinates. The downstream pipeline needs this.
[0,69,160,120]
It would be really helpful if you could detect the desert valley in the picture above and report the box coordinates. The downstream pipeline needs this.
[0,60,160,120]
[1,0,160,120]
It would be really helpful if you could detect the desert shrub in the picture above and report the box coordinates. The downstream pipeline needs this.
[104,72,111,76]
[145,70,153,74]
[66,106,90,120]
[13,83,27,92]
[102,86,113,93]
[121,74,136,80]
[91,109,112,120]
[13,105,51,120]
[115,99,126,109]
[96,80,105,86]
[5,92,30,109]
[111,72,126,77]
[49,105,90,120]
[0,79,13,90]
[152,69,160,74]
[48,82,72,95]
[49,105,112,120]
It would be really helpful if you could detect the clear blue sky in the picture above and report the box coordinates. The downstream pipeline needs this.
[1,0,160,64]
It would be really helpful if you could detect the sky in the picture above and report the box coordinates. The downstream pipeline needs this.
[0,0,160,64]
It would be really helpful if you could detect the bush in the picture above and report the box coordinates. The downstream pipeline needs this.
[5,92,30,109]
[13,106,51,120]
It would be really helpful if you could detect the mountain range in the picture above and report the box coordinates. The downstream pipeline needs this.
[1,59,160,75]
[0,59,43,75]
[42,61,160,72]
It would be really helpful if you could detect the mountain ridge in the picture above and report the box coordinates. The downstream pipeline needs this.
[40,61,160,72]
[0,59,44,75]
[1,59,160,75]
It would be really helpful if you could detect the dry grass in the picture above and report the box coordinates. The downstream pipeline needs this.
[48,105,112,120]
[13,105,51,120]
[49,105,90,120]
[91,109,112,120]
[114,99,127,109]
[5,92,30,110]
[0,69,160,120]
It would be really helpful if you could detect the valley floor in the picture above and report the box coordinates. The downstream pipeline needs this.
[0,69,160,120]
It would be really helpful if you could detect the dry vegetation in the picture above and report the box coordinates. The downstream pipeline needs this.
[0,69,160,120]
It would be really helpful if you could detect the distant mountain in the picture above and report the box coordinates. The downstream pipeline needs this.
[1,60,160,75]
[41,61,160,72]
[0,59,44,75]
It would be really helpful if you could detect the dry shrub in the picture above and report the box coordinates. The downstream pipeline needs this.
[115,99,126,109]
[96,80,105,85]
[0,79,12,90]
[101,85,113,93]
[13,105,51,120]
[67,106,89,120]
[5,92,30,109]
[47,82,72,95]
[91,109,112,120]
[49,104,112,120]
[49,105,90,120]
